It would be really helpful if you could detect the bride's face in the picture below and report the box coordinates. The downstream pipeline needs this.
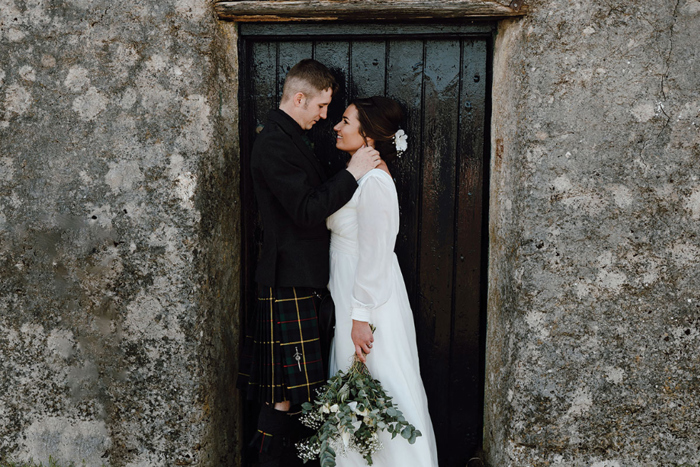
[333,105,372,154]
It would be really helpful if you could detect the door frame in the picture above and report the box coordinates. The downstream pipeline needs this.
[215,0,527,22]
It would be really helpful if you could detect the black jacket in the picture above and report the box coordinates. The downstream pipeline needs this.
[251,109,358,288]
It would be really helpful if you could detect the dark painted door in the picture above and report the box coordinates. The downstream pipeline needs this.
[239,23,492,467]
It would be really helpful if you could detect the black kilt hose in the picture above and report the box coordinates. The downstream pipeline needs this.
[238,286,326,405]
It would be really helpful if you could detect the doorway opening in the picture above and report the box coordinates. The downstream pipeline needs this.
[238,22,494,467]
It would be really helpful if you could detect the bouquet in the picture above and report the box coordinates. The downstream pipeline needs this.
[296,350,421,466]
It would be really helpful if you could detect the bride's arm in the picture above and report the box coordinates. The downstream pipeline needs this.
[350,174,398,360]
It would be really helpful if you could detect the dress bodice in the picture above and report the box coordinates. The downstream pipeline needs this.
[326,186,360,255]
[327,169,398,257]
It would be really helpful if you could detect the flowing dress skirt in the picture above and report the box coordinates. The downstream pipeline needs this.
[328,244,438,467]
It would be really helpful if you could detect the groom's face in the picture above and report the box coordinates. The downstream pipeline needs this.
[297,88,333,130]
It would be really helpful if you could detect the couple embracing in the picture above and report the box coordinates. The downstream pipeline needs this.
[237,59,438,467]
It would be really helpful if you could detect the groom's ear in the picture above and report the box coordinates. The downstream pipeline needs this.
[293,92,305,107]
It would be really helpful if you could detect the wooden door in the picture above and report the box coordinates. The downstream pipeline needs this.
[239,23,492,467]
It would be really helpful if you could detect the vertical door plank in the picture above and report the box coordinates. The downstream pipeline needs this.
[251,42,278,128]
[310,41,352,175]
[349,40,387,98]
[240,40,281,467]
[245,41,279,307]
[386,39,424,334]
[419,39,461,464]
[248,42,278,269]
[277,41,314,104]
[449,38,488,460]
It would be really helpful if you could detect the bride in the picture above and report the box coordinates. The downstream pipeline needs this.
[327,96,439,467]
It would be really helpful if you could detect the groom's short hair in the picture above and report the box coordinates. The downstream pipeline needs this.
[281,59,338,103]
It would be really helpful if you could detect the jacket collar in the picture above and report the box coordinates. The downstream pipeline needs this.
[268,109,326,181]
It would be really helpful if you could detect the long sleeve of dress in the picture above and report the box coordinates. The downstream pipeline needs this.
[350,173,399,322]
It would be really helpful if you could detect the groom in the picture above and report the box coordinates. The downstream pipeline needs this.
[238,59,380,466]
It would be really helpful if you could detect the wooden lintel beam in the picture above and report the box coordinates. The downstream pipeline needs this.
[214,1,527,22]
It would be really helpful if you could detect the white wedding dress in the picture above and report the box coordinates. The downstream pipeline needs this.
[327,169,438,467]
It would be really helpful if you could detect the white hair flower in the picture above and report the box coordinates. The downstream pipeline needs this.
[392,129,408,157]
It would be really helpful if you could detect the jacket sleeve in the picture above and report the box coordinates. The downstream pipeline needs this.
[350,174,399,322]
[256,132,358,229]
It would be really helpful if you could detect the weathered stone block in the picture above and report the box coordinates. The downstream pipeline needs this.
[486,1,700,465]
[1,0,240,464]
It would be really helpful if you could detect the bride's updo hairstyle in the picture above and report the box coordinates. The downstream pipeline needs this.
[351,96,404,163]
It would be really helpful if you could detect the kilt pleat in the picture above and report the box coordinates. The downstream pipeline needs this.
[237,286,326,405]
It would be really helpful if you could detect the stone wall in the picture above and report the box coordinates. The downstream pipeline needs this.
[2,0,699,465]
[0,0,240,464]
[485,0,700,465]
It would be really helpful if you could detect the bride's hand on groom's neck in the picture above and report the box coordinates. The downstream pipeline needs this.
[346,145,381,180]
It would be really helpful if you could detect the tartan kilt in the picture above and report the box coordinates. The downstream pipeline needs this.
[237,286,326,405]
